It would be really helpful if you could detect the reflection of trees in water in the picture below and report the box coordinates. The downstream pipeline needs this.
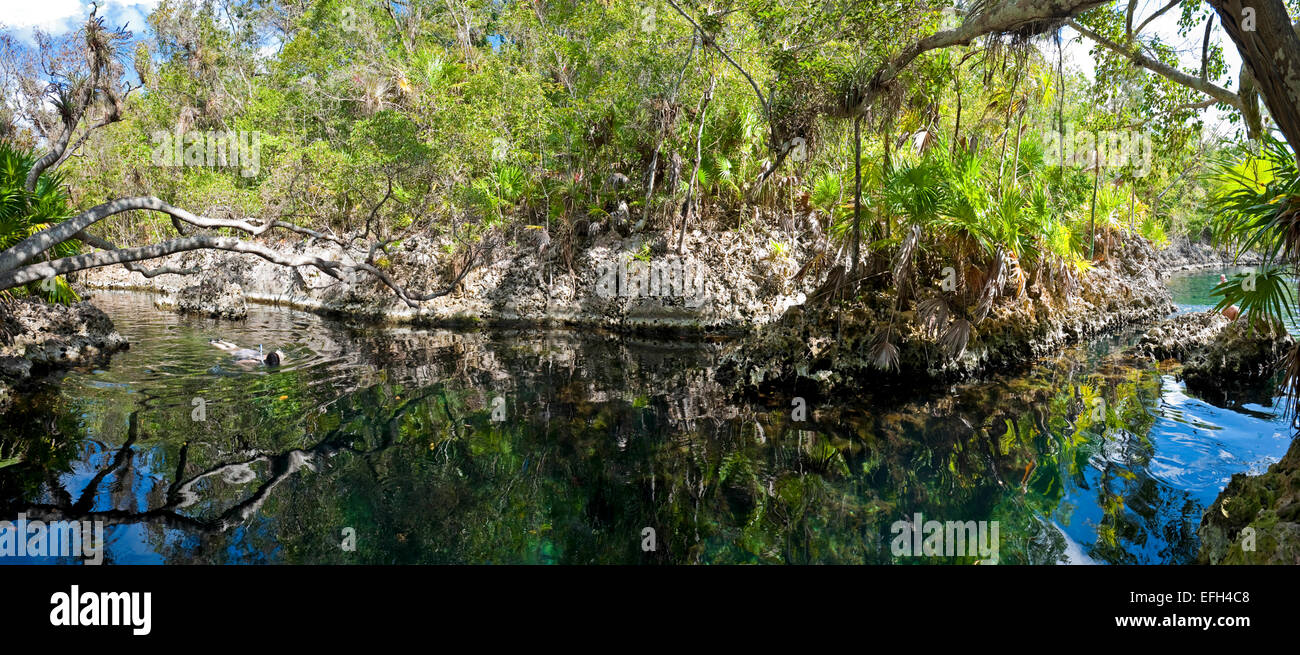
[2,390,380,539]
[0,321,1232,563]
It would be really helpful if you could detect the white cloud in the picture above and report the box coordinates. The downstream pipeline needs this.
[1,0,162,38]
[2,0,89,32]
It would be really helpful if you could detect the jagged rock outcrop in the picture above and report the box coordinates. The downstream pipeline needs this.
[154,274,249,320]
[1182,320,1293,391]
[79,226,816,332]
[1199,438,1300,564]
[182,278,248,320]
[717,237,1177,393]
[1152,236,1258,273]
[1135,311,1230,361]
[0,297,129,412]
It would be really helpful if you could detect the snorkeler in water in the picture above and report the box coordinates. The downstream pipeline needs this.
[210,339,285,366]
[1217,274,1241,321]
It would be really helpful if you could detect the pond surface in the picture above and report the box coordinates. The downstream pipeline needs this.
[0,266,1293,564]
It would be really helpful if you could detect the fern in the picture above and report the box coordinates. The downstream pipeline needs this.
[809,173,842,214]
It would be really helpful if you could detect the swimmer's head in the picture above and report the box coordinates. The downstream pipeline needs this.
[264,351,281,367]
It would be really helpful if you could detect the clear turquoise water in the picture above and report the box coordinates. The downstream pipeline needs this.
[0,270,1293,564]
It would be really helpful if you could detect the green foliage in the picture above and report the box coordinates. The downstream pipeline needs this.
[0,143,79,304]
[1209,137,1300,265]
[1139,213,1168,248]
[1211,267,1295,326]
[7,0,1236,309]
[809,172,842,214]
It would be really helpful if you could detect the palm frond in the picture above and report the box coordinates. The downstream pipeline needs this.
[1210,266,1296,327]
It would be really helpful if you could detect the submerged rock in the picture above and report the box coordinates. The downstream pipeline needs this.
[0,297,129,413]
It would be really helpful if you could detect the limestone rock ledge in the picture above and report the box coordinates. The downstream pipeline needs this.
[0,298,129,413]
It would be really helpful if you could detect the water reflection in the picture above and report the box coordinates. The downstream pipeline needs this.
[0,282,1293,564]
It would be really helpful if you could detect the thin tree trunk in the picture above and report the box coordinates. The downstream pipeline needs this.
[645,33,697,226]
[851,115,863,274]
[1089,157,1100,260]
[953,65,962,155]
[1011,99,1025,190]
[1057,35,1066,186]
[678,74,716,254]
[997,63,1023,195]
[883,118,893,240]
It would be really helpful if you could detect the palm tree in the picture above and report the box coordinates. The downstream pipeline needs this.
[1207,136,1300,405]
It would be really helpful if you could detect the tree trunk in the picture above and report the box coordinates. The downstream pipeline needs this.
[953,65,962,156]
[851,116,863,275]
[678,74,716,254]
[883,118,893,240]
[1208,1,1300,160]
[1089,156,1100,260]
[997,63,1023,194]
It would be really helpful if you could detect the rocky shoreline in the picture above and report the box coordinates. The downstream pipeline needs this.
[10,230,1233,421]
[1151,236,1261,274]
[1133,307,1298,564]
[0,298,129,413]
[718,236,1180,393]
[78,226,816,333]
[1198,441,1300,564]
[75,231,1257,391]
[34,227,1300,563]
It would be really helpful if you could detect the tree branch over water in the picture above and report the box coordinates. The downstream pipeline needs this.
[0,195,483,306]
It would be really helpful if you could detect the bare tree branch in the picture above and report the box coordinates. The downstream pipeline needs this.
[1133,0,1181,37]
[74,230,202,277]
[24,8,127,192]
[1066,18,1243,110]
[50,82,137,170]
[0,233,480,307]
[0,196,350,274]
[662,0,769,119]
[0,192,482,307]
[856,0,1111,117]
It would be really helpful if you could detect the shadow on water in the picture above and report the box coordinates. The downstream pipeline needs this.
[0,275,1294,564]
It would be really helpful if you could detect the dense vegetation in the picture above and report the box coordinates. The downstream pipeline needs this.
[2,0,1299,357]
